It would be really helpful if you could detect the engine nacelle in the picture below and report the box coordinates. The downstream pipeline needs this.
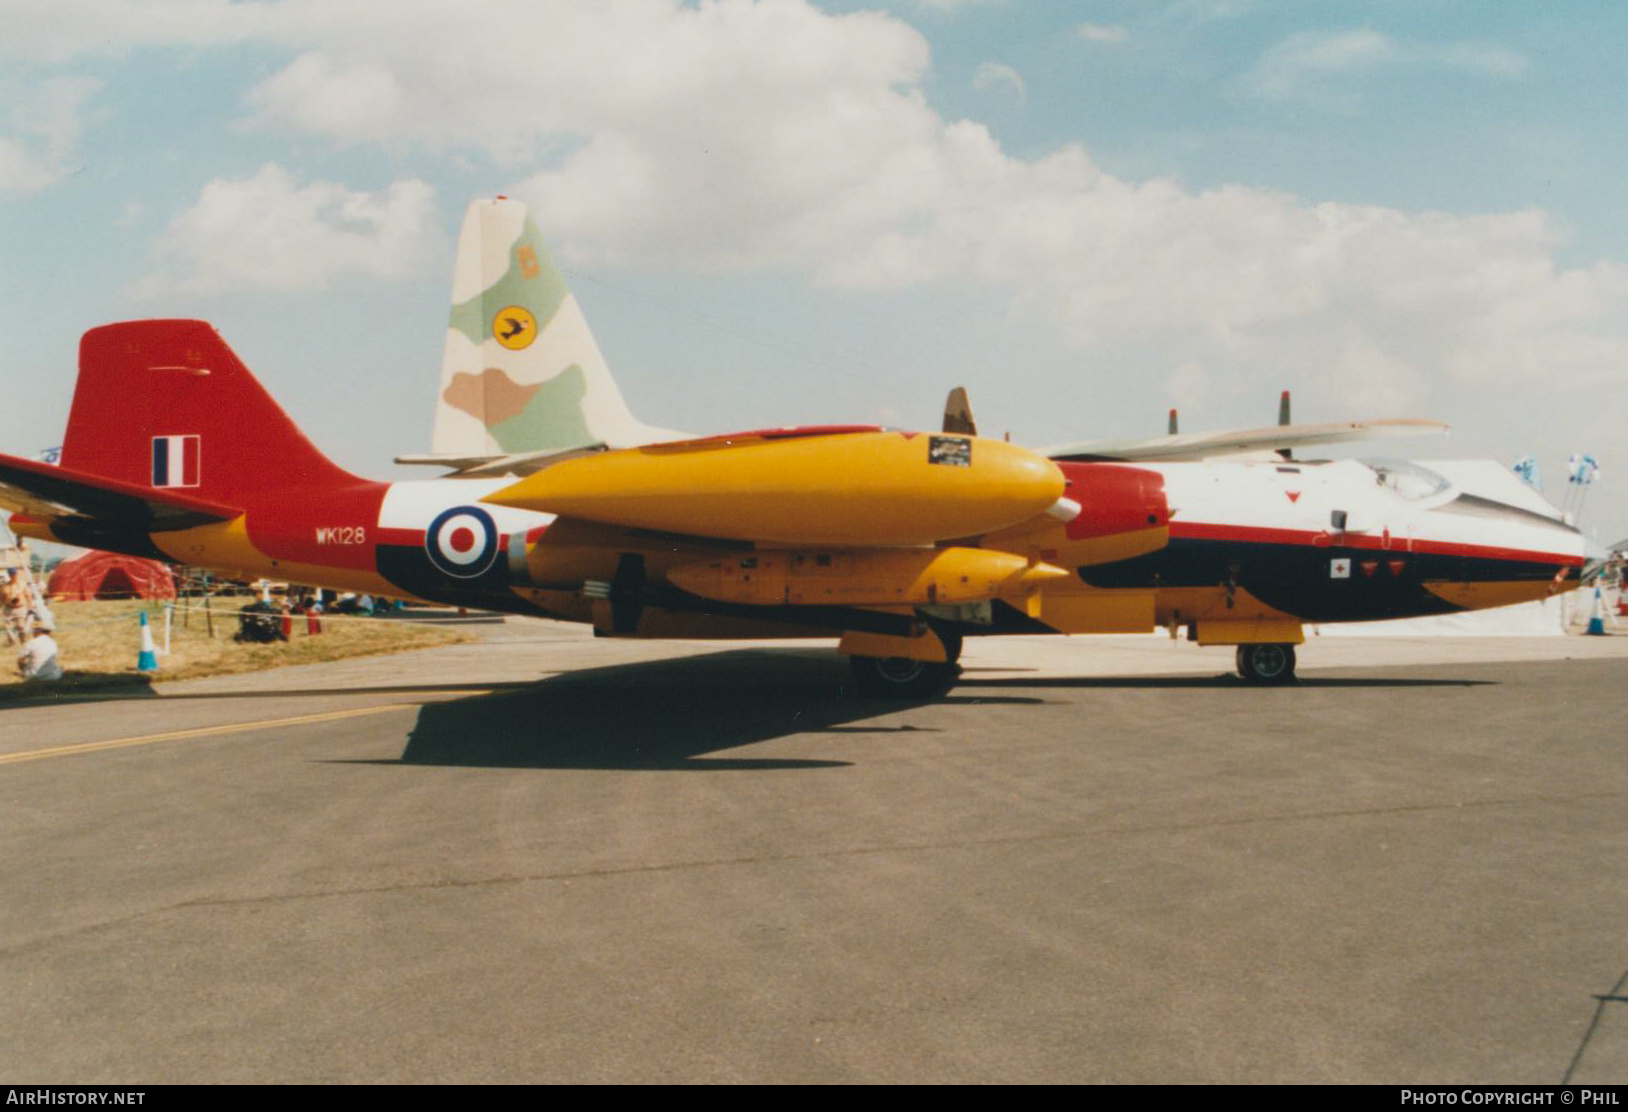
[983,462,1170,568]
[483,429,1067,546]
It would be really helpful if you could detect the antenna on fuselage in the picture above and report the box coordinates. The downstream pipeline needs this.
[1277,390,1293,460]
[942,387,978,436]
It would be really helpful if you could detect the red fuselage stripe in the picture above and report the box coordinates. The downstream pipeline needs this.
[1169,521,1583,567]
[375,527,424,547]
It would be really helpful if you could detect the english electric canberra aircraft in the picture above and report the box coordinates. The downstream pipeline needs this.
[0,199,1585,693]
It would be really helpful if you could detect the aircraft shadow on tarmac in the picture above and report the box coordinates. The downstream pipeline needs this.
[336,649,1041,772]
[960,674,1498,689]
[0,672,159,708]
[0,677,531,709]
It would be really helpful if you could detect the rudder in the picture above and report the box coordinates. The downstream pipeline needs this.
[62,320,360,506]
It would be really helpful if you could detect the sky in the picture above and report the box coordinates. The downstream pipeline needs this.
[1,0,1624,545]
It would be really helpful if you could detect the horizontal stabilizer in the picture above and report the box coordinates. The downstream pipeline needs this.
[394,442,608,478]
[1044,419,1449,463]
[0,450,238,530]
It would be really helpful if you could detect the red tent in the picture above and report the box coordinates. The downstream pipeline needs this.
[47,551,177,601]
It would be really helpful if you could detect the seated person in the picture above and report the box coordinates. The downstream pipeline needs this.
[17,623,62,682]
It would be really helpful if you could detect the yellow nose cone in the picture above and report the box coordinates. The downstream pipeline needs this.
[485,430,1065,546]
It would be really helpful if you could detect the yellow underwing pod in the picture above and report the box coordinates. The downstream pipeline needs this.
[667,546,1070,607]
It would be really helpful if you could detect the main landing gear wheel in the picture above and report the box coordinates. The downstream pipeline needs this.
[849,655,961,698]
[848,629,964,699]
[1236,643,1297,685]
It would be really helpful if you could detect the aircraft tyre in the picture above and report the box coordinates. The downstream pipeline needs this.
[1236,643,1297,685]
[849,655,960,699]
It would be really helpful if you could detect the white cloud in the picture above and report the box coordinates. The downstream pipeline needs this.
[248,54,404,141]
[1246,29,1530,102]
[0,76,100,194]
[0,138,60,194]
[1437,42,1531,79]
[22,1,1626,416]
[224,0,934,172]
[1076,23,1128,44]
[1162,0,1254,22]
[0,0,267,63]
[1163,362,1210,414]
[134,165,441,296]
[248,3,1628,404]
[972,61,1025,101]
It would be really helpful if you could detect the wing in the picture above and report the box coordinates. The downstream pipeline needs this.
[0,451,238,531]
[1043,419,1450,462]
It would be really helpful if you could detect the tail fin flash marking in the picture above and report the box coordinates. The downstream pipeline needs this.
[150,435,200,488]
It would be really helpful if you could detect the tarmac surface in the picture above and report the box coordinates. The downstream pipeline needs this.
[2,617,1627,1083]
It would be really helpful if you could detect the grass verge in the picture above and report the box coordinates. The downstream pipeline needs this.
[2,598,477,697]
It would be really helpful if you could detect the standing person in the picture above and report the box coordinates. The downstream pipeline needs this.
[1,571,28,646]
[23,574,54,632]
[17,622,61,682]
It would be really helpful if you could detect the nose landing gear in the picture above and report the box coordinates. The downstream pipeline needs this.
[1236,642,1297,684]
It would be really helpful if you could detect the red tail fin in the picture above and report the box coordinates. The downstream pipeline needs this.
[61,320,359,505]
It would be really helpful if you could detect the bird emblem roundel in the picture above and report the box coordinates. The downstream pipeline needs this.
[492,306,536,350]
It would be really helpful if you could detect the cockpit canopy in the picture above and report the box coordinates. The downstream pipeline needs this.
[1362,460,1453,502]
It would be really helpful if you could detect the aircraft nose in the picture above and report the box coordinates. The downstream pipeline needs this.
[1417,494,1590,611]
[1507,505,1586,595]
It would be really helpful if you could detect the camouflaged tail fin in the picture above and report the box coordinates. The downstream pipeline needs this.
[431,198,680,459]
